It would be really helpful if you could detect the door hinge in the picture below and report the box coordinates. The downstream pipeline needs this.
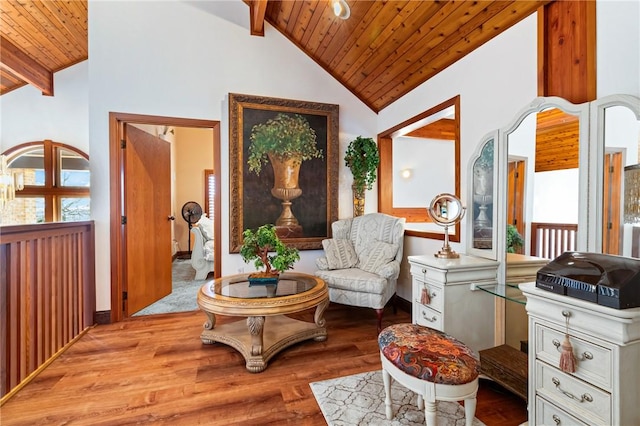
[608,222,613,230]
[123,291,128,300]
[121,139,126,149]
[121,216,127,225]
[122,291,127,312]
[609,165,614,174]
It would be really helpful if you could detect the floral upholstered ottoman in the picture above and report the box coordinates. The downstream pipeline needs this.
[378,323,480,426]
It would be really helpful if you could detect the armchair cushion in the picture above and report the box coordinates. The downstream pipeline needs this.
[322,238,358,270]
[357,240,399,274]
[196,215,214,241]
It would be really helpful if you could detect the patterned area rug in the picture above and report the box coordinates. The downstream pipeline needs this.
[310,370,485,426]
[132,259,207,316]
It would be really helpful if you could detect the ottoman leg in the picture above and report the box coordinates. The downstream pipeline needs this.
[424,400,437,426]
[464,397,477,426]
[382,369,393,419]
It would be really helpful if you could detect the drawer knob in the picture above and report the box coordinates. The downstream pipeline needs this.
[552,414,561,425]
[421,312,437,322]
[552,339,593,361]
[552,377,593,403]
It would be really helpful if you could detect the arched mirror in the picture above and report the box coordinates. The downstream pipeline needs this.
[498,97,590,264]
[593,94,640,258]
[428,193,465,259]
[379,95,460,241]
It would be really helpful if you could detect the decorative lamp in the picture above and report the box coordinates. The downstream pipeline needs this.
[624,164,640,224]
[332,0,350,19]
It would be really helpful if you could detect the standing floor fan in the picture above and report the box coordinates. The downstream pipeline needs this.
[181,201,203,255]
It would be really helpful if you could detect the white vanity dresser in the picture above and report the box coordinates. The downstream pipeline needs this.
[520,282,640,426]
[408,254,499,352]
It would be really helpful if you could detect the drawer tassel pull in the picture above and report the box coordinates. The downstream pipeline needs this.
[420,286,431,305]
[559,312,577,373]
[552,377,593,403]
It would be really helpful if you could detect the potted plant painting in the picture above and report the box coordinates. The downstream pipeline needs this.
[344,136,380,216]
[248,113,323,228]
[240,224,300,285]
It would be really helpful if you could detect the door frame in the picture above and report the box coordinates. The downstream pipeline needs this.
[109,112,221,323]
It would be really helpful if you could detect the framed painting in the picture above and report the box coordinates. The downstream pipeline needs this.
[229,93,339,252]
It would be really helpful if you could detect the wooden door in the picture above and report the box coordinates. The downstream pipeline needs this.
[603,152,623,255]
[507,159,526,254]
[124,124,172,315]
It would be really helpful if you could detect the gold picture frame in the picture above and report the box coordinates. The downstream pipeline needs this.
[229,93,339,252]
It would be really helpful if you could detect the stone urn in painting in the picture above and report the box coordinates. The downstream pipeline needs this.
[248,113,322,236]
[344,136,380,217]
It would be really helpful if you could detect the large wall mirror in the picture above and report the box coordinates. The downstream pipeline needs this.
[379,95,460,240]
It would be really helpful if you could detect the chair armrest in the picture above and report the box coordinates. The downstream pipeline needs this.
[376,260,401,279]
[315,256,330,271]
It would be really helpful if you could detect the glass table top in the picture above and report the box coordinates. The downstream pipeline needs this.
[473,283,527,305]
[213,273,318,299]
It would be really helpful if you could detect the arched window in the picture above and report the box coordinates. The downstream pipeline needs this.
[1,140,90,224]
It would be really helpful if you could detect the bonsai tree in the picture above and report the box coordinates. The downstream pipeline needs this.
[247,113,323,175]
[240,224,300,277]
[344,136,380,191]
[506,224,524,253]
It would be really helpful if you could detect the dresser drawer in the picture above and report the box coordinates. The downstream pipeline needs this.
[415,305,443,330]
[413,281,443,313]
[536,396,588,426]
[535,360,611,425]
[535,323,612,390]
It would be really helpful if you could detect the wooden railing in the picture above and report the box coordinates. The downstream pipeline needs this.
[0,221,95,403]
[530,222,578,260]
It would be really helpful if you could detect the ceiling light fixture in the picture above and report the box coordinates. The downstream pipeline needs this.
[332,0,350,20]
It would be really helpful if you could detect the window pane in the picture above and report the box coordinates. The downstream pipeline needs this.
[9,148,44,186]
[59,148,90,187]
[61,197,90,222]
[0,197,45,225]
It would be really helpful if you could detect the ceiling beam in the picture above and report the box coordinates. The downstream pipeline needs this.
[0,35,53,96]
[249,0,268,36]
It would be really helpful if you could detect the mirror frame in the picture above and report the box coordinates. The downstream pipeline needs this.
[378,95,461,241]
[590,94,640,253]
[466,131,499,261]
[428,193,465,225]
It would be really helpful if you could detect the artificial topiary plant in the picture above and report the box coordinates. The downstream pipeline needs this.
[344,136,380,191]
[344,136,380,216]
[506,224,524,253]
[240,224,300,277]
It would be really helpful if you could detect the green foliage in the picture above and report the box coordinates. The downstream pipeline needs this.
[344,136,380,190]
[240,224,300,274]
[247,113,322,175]
[506,224,524,253]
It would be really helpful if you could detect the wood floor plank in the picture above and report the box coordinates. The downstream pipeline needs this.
[1,304,527,425]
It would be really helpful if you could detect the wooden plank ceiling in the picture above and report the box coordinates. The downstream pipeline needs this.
[0,0,87,96]
[0,0,549,112]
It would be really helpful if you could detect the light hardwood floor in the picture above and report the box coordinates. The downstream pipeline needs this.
[1,304,527,425]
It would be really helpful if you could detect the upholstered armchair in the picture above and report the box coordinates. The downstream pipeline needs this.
[191,215,214,280]
[315,213,405,333]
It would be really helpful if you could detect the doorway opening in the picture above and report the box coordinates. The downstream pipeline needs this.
[109,113,221,323]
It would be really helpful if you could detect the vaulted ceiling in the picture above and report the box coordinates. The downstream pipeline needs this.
[1,0,549,112]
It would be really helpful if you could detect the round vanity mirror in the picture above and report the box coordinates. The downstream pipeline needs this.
[427,193,465,258]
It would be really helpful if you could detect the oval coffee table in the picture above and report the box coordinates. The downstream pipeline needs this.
[197,272,329,373]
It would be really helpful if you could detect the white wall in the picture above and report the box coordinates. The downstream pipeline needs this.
[597,0,640,98]
[87,0,377,310]
[0,61,89,153]
[379,14,539,299]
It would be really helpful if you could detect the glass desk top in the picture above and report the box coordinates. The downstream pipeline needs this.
[472,283,527,305]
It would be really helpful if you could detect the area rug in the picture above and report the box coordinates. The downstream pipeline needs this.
[132,259,207,316]
[310,370,485,426]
